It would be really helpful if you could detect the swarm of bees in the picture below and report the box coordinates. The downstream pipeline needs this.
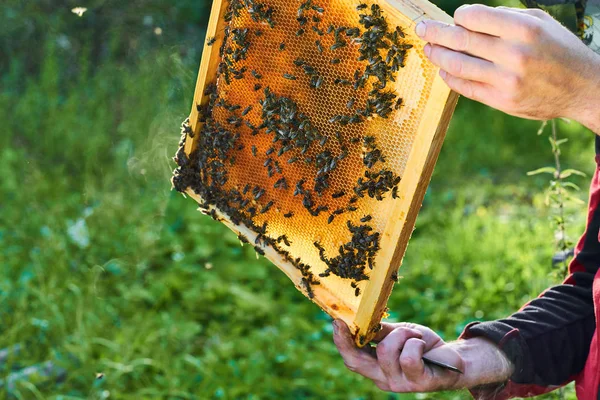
[173,0,412,298]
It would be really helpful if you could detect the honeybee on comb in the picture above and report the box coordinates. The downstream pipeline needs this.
[173,0,458,346]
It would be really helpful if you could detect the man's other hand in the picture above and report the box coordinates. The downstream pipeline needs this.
[332,320,463,392]
[416,4,600,133]
[332,320,514,393]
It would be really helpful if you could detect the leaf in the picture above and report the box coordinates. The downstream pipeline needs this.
[559,169,586,179]
[562,182,581,191]
[527,166,556,176]
[536,120,548,135]
[555,138,569,146]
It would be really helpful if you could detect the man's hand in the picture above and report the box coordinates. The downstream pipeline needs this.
[332,320,513,393]
[416,4,600,133]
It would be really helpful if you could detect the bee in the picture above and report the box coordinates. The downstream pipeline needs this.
[315,40,323,53]
[255,29,263,36]
[296,28,305,36]
[287,157,298,164]
[251,70,262,79]
[207,36,216,46]
[283,73,297,80]
[360,215,372,222]
[251,145,257,156]
[274,177,288,189]
[328,214,335,224]
[312,75,324,89]
[243,183,251,194]
[357,3,367,10]
[277,235,292,246]
[346,98,355,109]
[394,97,403,110]
[266,147,275,155]
[391,271,399,282]
[330,41,346,51]
[332,190,345,199]
[345,27,360,37]
[303,278,315,299]
[335,131,342,144]
[312,5,324,13]
[254,188,265,200]
[334,78,351,85]
[279,42,286,51]
[261,200,274,213]
[242,105,253,116]
[395,26,406,38]
[297,15,308,25]
[355,287,360,296]
[294,180,305,196]
[392,186,399,198]
[238,234,249,244]
[330,58,341,64]
[254,83,262,91]
[283,211,294,218]
[358,335,366,346]
[254,246,265,256]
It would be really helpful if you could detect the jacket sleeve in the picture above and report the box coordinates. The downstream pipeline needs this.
[460,164,600,399]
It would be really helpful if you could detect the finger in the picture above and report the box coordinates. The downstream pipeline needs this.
[426,44,497,84]
[376,327,422,381]
[372,322,422,343]
[497,5,551,21]
[454,4,540,40]
[415,20,505,62]
[439,70,495,104]
[332,320,387,382]
[372,322,397,342]
[399,338,426,382]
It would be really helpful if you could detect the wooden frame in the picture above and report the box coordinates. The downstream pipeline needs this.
[177,0,459,345]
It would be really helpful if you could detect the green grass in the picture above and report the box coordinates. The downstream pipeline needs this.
[0,3,595,399]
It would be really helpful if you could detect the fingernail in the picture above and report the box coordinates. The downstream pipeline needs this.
[439,69,447,79]
[424,44,431,57]
[332,320,340,334]
[415,22,426,38]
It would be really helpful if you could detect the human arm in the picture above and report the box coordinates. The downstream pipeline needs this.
[332,320,513,392]
[334,167,600,397]
[333,282,595,396]
[416,4,600,133]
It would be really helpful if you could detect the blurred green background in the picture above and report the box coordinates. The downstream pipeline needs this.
[0,0,593,399]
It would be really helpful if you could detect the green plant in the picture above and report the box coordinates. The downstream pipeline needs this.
[528,120,585,278]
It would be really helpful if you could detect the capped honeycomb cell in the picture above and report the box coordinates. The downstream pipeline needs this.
[173,0,458,345]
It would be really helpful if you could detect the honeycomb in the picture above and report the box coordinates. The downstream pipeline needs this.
[173,0,452,340]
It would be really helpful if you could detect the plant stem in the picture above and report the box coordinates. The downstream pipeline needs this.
[551,119,569,277]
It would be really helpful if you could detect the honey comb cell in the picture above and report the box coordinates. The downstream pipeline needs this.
[173,0,458,345]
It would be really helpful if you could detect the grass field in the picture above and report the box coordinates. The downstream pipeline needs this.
[0,1,594,399]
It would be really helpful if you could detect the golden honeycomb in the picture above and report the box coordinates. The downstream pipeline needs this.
[174,0,455,342]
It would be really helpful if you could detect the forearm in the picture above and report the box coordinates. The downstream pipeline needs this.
[566,53,600,135]
[444,337,513,390]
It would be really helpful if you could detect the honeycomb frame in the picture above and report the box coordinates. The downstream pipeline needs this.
[177,0,458,345]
